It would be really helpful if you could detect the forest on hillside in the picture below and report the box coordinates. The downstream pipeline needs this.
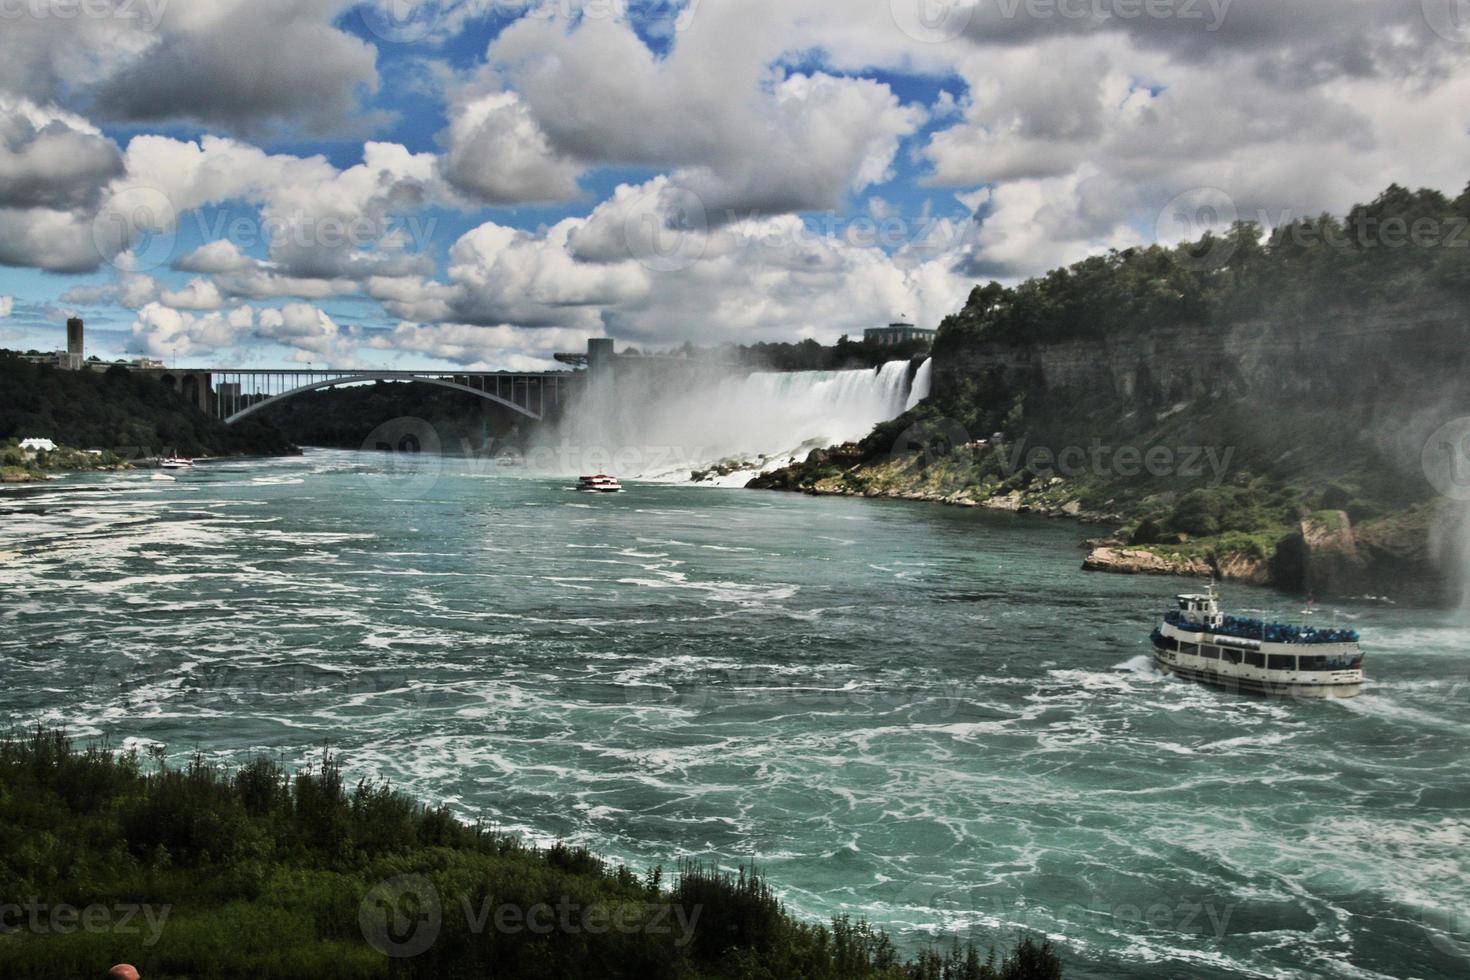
[935,182,1470,351]
[0,354,295,458]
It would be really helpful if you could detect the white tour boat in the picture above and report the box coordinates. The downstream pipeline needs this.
[576,474,623,493]
[160,456,194,470]
[1151,585,1364,699]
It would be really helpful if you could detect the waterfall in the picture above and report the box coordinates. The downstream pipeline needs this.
[904,358,933,411]
[543,360,925,483]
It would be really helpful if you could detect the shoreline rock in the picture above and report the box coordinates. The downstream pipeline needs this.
[1081,546,1212,578]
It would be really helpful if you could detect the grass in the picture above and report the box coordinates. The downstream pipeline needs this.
[0,729,1063,980]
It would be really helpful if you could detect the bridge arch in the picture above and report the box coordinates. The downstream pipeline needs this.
[222,374,545,424]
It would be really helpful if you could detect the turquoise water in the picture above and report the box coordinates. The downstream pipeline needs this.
[2,450,1467,978]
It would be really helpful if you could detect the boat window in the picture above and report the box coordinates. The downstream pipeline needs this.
[1221,649,1242,665]
[1300,655,1359,671]
[1268,654,1296,671]
[1179,642,1198,656]
[1155,634,1178,651]
[1200,645,1220,660]
[1244,651,1266,668]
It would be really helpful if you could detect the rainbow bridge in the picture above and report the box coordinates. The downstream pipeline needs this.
[144,367,579,424]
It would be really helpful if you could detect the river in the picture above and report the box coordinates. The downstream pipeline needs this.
[2,450,1466,978]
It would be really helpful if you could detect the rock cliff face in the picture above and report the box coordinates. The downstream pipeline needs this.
[1081,547,1212,578]
[934,301,1470,437]
[914,299,1467,603]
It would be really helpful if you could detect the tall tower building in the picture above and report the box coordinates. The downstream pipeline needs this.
[66,317,84,364]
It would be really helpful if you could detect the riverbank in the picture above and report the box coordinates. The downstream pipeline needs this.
[0,729,1060,980]
[0,443,134,483]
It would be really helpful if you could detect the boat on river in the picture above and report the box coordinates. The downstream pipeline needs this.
[160,456,194,470]
[576,474,623,493]
[1151,585,1364,698]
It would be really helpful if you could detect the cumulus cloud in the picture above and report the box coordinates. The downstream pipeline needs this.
[256,302,359,361]
[126,299,357,362]
[60,273,160,310]
[78,135,450,283]
[0,0,380,136]
[489,9,926,216]
[160,278,226,311]
[175,240,257,276]
[0,97,123,210]
[127,302,255,358]
[366,174,972,350]
[365,322,591,371]
[438,82,584,204]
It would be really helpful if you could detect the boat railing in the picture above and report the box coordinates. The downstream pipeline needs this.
[1164,610,1358,645]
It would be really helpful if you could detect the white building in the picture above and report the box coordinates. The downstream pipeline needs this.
[19,438,56,451]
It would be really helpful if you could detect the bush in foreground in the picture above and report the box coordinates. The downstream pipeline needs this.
[0,729,1062,979]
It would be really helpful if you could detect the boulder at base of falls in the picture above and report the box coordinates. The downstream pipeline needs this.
[1082,547,1212,578]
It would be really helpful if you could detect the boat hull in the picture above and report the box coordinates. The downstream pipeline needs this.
[1152,651,1362,699]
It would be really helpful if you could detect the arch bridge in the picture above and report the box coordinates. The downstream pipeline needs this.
[203,369,577,424]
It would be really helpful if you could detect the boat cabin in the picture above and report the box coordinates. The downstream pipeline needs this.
[1175,591,1223,630]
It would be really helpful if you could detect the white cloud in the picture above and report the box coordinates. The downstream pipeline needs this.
[175,240,256,275]
[160,278,226,311]
[489,10,926,216]
[0,0,379,136]
[366,322,592,371]
[0,296,12,318]
[0,96,123,210]
[127,302,255,358]
[376,174,972,350]
[438,83,584,204]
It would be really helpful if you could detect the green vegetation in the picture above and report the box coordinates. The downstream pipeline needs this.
[934,183,1470,351]
[0,439,133,483]
[0,729,1063,980]
[0,354,294,459]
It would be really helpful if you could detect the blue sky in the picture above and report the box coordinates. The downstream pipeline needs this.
[0,0,1465,369]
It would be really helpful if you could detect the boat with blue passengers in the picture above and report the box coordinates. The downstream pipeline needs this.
[1151,585,1364,698]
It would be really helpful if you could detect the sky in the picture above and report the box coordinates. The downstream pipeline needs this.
[0,0,1467,370]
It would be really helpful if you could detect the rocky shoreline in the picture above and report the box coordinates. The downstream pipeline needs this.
[746,446,1444,605]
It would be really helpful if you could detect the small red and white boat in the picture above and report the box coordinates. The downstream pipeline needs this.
[576,474,623,493]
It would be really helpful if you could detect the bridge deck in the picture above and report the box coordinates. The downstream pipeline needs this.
[202,368,582,424]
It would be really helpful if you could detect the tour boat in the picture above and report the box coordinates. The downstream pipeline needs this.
[576,474,623,493]
[160,456,194,470]
[1151,585,1364,698]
